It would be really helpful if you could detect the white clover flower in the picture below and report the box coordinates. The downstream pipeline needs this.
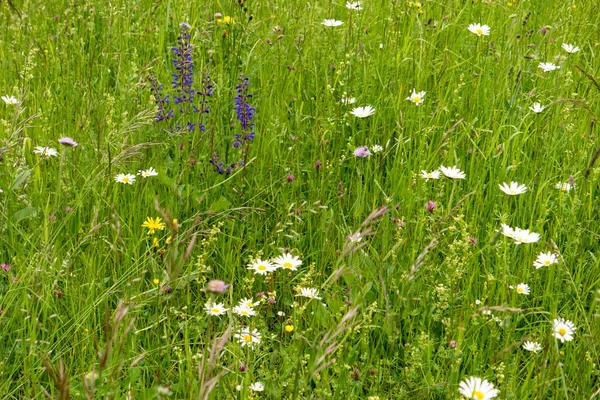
[468,23,491,36]
[498,181,528,195]
[350,105,375,118]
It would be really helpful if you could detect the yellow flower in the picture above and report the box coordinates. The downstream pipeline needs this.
[153,278,160,285]
[217,16,235,25]
[142,217,166,235]
[152,237,159,247]
[166,235,172,245]
[285,325,294,332]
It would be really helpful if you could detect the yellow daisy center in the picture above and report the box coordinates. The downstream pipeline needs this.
[241,310,248,315]
[283,262,293,269]
[516,287,524,293]
[258,265,267,271]
[558,327,567,336]
[544,260,551,265]
[472,390,485,400]
[211,308,220,314]
[243,335,252,342]
[122,177,129,183]
[476,28,483,34]
[413,96,421,103]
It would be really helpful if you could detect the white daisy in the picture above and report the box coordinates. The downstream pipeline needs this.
[538,62,560,72]
[33,146,59,157]
[205,302,228,316]
[458,376,499,400]
[513,227,540,244]
[440,165,466,179]
[272,253,303,271]
[341,96,356,105]
[529,103,545,113]
[406,89,426,106]
[1,95,20,105]
[138,167,158,178]
[249,382,265,392]
[247,259,276,275]
[500,223,516,239]
[238,297,260,308]
[296,287,322,300]
[350,105,375,118]
[234,327,261,347]
[515,283,530,295]
[533,251,557,269]
[322,19,343,27]
[561,43,580,54]
[114,173,136,185]
[467,23,491,36]
[233,304,256,317]
[553,317,576,343]
[498,181,528,196]
[522,341,542,353]
[371,144,383,153]
[420,170,441,181]
[346,1,362,10]
[555,182,572,192]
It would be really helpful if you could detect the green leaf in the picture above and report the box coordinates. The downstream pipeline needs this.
[13,207,38,223]
[209,196,231,213]
[10,169,31,191]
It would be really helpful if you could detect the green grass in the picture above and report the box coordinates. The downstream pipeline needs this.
[1,0,600,398]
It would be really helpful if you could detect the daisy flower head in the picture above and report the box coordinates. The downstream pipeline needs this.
[296,287,322,300]
[350,105,375,118]
[553,317,576,343]
[249,382,265,392]
[233,304,256,317]
[33,146,59,157]
[238,297,260,308]
[234,327,261,347]
[322,19,343,27]
[272,253,303,271]
[406,89,426,106]
[468,23,491,36]
[538,62,560,72]
[458,376,499,400]
[371,144,383,153]
[533,251,557,269]
[1,95,19,105]
[353,146,372,157]
[440,165,466,179]
[522,341,542,353]
[114,173,136,185]
[247,259,276,275]
[529,103,545,113]
[513,227,540,244]
[515,283,530,295]
[138,167,158,178]
[346,1,362,10]
[555,182,572,192]
[420,170,441,181]
[205,302,228,316]
[498,181,528,196]
[142,216,166,235]
[561,43,580,54]
[500,223,516,239]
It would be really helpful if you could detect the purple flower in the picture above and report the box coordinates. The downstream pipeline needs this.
[426,201,436,213]
[233,74,256,145]
[1,263,10,272]
[286,174,295,182]
[207,280,230,294]
[58,137,78,147]
[172,23,194,106]
[353,146,371,157]
[149,73,174,122]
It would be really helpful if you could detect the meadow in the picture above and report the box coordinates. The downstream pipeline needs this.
[1,0,600,398]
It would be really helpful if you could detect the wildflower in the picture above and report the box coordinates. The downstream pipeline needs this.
[553,317,576,342]
[238,297,260,308]
[33,146,59,157]
[153,278,160,285]
[114,173,136,185]
[513,227,540,244]
[58,137,78,147]
[285,324,294,332]
[420,170,441,181]
[322,19,344,27]
[341,96,356,105]
[440,165,466,179]
[232,74,256,147]
[235,327,261,347]
[346,1,362,10]
[500,223,515,239]
[522,341,542,353]
[458,377,499,400]
[1,263,10,272]
[406,89,426,106]
[347,232,362,243]
[138,167,159,178]
[515,283,530,295]
[296,287,322,300]
[538,62,560,72]
[286,173,295,182]
[148,73,174,122]
[498,181,528,195]
[1,95,19,105]
[152,237,159,247]
[350,105,375,118]
[247,259,276,275]
[233,304,256,317]
[561,43,580,54]
[533,252,557,269]
[205,302,228,316]
[426,201,436,213]
[555,182,572,192]
[353,146,371,157]
[529,103,545,113]
[371,144,383,153]
[217,16,235,25]
[277,311,285,316]
[142,217,166,235]
[467,23,491,36]
[272,253,302,271]
[172,22,195,106]
[207,280,230,294]
[249,382,265,392]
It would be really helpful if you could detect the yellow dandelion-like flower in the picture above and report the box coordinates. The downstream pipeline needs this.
[142,217,166,235]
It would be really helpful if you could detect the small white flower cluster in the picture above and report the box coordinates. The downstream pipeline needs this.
[114,168,159,185]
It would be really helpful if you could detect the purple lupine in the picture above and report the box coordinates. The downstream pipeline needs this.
[171,22,194,107]
[149,73,174,122]
[232,74,256,148]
